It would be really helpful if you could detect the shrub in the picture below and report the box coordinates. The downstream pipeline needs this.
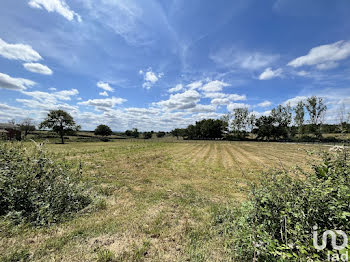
[213,147,350,261]
[0,142,91,226]
[143,132,152,139]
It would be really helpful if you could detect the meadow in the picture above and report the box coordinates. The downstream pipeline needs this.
[0,140,327,261]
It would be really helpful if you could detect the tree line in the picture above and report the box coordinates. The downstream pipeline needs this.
[13,95,347,144]
[171,96,350,142]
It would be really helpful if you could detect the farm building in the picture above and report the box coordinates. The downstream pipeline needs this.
[0,123,22,140]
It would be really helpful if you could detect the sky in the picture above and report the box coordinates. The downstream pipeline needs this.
[0,0,350,131]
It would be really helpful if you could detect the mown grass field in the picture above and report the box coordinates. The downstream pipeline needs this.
[0,140,327,261]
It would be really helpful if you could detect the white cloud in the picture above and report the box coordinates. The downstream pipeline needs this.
[187,80,203,90]
[282,96,308,107]
[140,69,163,89]
[169,84,183,93]
[296,70,310,77]
[97,81,114,92]
[227,103,250,111]
[316,61,338,70]
[259,67,283,80]
[28,0,82,22]
[99,91,109,97]
[23,63,53,75]
[21,89,79,103]
[210,48,279,70]
[78,97,127,109]
[201,80,230,92]
[0,38,42,62]
[208,93,247,105]
[187,104,217,113]
[287,40,350,69]
[156,90,201,110]
[257,100,272,107]
[145,71,159,83]
[0,73,35,91]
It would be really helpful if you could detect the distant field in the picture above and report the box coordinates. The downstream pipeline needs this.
[0,140,328,261]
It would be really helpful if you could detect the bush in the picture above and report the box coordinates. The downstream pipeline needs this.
[213,147,350,261]
[0,142,91,226]
[143,132,152,139]
[156,131,166,138]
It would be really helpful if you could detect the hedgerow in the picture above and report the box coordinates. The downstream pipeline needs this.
[213,146,350,261]
[0,142,91,226]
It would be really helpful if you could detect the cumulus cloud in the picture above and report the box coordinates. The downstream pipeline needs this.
[78,97,127,109]
[210,48,279,70]
[282,96,308,107]
[0,38,42,62]
[0,72,35,91]
[168,84,183,93]
[257,100,272,107]
[208,93,247,105]
[21,89,79,104]
[227,103,250,111]
[259,67,283,80]
[287,40,350,69]
[139,69,163,89]
[28,0,82,22]
[23,63,53,75]
[187,80,203,90]
[201,80,230,92]
[97,81,114,92]
[187,104,217,113]
[156,90,201,110]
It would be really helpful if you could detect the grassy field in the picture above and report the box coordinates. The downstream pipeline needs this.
[0,140,327,261]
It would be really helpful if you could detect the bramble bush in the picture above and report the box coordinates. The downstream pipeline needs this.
[213,147,350,261]
[0,142,91,226]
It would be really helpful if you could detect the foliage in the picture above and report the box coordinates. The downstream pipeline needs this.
[0,142,91,226]
[294,101,305,135]
[213,147,350,261]
[94,125,113,137]
[231,107,249,138]
[305,96,327,139]
[182,119,228,140]
[143,132,153,139]
[156,131,166,138]
[39,110,80,144]
[19,118,36,138]
[170,128,186,139]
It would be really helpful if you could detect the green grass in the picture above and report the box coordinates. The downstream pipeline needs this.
[0,140,327,261]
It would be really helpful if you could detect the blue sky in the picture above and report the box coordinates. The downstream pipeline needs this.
[0,0,350,131]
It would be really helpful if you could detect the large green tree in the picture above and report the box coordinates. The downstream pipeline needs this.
[94,124,112,137]
[40,110,80,144]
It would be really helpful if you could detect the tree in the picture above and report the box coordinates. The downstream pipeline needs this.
[39,110,80,144]
[143,132,152,139]
[231,108,249,138]
[294,101,305,135]
[337,102,347,133]
[270,104,292,140]
[132,128,139,138]
[94,124,112,137]
[253,116,276,141]
[156,131,166,138]
[305,96,327,138]
[20,118,36,138]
